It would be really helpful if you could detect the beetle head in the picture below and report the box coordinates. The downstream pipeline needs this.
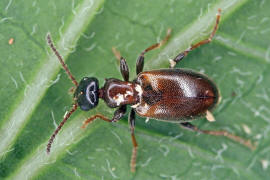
[74,77,99,111]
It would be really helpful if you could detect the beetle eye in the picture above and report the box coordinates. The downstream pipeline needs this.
[74,77,99,111]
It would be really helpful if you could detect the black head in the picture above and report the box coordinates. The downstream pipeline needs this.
[74,77,99,111]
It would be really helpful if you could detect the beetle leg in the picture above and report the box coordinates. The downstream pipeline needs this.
[170,9,221,68]
[112,105,127,122]
[120,58,129,81]
[136,28,172,74]
[81,114,113,128]
[129,108,138,172]
[179,122,256,150]
[81,106,127,128]
[112,47,129,81]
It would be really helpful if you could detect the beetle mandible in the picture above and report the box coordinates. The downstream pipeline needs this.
[46,9,255,172]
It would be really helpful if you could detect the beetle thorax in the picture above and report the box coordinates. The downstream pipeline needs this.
[100,78,140,108]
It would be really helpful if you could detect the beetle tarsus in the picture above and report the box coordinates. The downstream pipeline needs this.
[136,28,172,74]
[129,109,138,172]
[81,114,113,128]
[112,105,127,122]
[180,122,256,150]
[170,9,221,68]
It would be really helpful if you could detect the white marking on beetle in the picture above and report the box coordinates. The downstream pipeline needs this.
[145,117,150,123]
[131,103,140,108]
[124,90,133,98]
[135,84,143,96]
[137,103,150,115]
[206,110,215,122]
[261,159,269,170]
[131,84,143,108]
[113,93,125,106]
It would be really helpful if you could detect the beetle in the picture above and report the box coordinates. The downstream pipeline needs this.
[46,9,254,172]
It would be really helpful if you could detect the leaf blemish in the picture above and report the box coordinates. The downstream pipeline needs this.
[73,168,81,178]
[111,130,123,144]
[230,67,252,76]
[159,144,170,157]
[84,43,97,52]
[31,24,38,35]
[261,159,269,170]
[187,147,195,159]
[10,75,18,89]
[106,159,118,179]
[140,157,152,167]
[50,110,58,129]
[5,0,13,12]
[82,32,96,39]
[212,143,228,163]
[255,88,270,102]
[265,46,270,62]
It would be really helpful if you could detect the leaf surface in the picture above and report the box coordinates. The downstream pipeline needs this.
[0,0,270,179]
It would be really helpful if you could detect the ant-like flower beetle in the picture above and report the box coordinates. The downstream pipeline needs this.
[47,9,255,172]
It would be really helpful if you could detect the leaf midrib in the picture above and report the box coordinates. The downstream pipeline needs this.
[0,0,105,166]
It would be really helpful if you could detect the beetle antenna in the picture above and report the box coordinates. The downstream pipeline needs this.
[47,104,78,154]
[47,33,78,87]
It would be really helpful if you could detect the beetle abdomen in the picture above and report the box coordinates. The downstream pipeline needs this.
[135,69,219,122]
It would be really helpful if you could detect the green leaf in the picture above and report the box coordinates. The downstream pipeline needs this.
[1,0,269,179]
